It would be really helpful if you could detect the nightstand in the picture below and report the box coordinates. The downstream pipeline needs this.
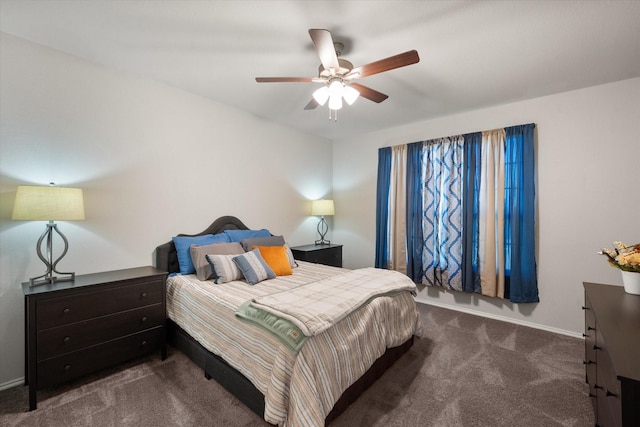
[290,244,343,268]
[23,266,167,410]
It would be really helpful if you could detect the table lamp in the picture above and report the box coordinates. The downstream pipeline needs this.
[12,183,85,286]
[311,199,334,245]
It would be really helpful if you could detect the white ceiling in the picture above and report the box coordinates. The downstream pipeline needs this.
[1,0,639,140]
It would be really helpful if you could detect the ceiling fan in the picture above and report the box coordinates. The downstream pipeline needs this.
[255,29,420,120]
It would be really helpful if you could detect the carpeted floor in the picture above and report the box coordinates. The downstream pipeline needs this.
[0,304,594,426]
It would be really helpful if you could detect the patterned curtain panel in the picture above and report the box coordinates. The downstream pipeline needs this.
[421,136,464,290]
[375,124,538,303]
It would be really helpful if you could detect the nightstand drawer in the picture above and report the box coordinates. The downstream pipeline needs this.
[36,279,163,329]
[37,304,164,361]
[290,244,343,268]
[306,250,340,265]
[37,326,164,388]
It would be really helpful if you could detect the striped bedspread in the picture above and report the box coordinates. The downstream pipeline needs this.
[166,262,422,427]
[245,268,417,337]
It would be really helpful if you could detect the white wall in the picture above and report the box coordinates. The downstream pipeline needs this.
[0,34,333,387]
[333,77,640,336]
[2,30,638,390]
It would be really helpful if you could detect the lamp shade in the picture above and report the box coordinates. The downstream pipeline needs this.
[311,199,335,216]
[12,185,85,221]
[343,85,360,105]
[312,86,330,106]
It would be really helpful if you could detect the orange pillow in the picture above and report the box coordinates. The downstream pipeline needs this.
[253,245,293,276]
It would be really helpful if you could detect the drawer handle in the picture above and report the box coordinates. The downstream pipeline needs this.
[141,292,147,298]
[63,336,71,344]
[582,333,588,338]
[64,365,71,372]
[141,316,147,323]
[587,326,595,331]
[593,345,601,351]
[581,306,589,310]
[606,390,618,398]
[141,340,147,347]
[63,308,70,314]
[582,360,594,365]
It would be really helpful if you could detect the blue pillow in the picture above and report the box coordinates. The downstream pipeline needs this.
[223,229,271,243]
[172,233,230,275]
[232,249,276,285]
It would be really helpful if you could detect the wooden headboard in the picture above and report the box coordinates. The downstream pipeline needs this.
[154,215,249,274]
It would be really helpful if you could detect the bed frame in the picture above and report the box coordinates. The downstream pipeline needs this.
[155,216,414,425]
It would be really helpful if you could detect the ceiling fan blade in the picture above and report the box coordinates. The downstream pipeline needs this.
[255,77,316,83]
[304,98,319,110]
[309,29,340,72]
[347,50,420,79]
[349,82,389,103]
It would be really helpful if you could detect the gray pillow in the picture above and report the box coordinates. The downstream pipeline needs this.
[190,242,244,280]
[240,235,285,252]
[241,235,298,268]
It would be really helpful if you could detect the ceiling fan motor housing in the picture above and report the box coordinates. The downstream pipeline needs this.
[318,58,354,79]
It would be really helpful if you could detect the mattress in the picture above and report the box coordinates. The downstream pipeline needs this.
[166,261,421,426]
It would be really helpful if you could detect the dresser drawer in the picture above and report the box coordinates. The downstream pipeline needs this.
[37,326,163,388]
[596,347,622,427]
[37,279,163,329]
[37,304,165,361]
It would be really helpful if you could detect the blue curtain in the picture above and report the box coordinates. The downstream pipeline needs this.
[406,141,424,282]
[505,124,538,303]
[461,132,482,293]
[375,147,392,268]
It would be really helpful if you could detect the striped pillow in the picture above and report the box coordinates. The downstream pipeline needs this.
[206,254,244,284]
[232,249,276,285]
[192,242,244,281]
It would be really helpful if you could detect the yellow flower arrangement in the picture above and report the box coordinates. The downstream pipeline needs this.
[599,242,640,273]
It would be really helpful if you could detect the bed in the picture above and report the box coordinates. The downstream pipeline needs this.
[154,216,421,426]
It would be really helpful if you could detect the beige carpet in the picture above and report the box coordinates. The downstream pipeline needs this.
[0,304,594,426]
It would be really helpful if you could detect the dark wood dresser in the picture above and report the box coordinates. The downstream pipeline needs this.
[23,266,168,410]
[290,243,343,267]
[583,282,640,427]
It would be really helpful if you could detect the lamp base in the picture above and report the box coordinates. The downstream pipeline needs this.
[29,272,75,287]
[316,216,331,246]
[29,222,76,287]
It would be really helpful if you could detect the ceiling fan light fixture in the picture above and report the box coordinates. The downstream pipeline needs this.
[328,93,343,110]
[312,86,330,105]
[343,85,360,105]
[328,80,344,110]
[328,80,343,97]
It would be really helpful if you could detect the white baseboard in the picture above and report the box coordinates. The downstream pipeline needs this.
[415,297,583,339]
[0,376,24,392]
